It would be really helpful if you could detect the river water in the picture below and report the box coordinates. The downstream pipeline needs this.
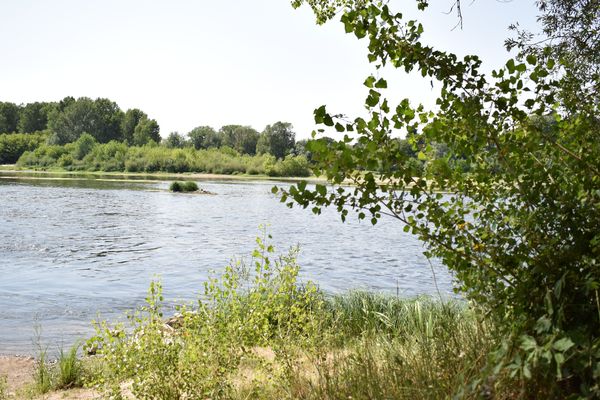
[0,174,454,355]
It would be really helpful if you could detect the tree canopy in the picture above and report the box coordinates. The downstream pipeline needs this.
[257,121,296,159]
[279,0,600,396]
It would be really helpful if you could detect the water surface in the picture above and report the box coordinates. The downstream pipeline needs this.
[0,175,454,354]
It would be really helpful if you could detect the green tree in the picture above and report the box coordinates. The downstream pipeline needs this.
[218,125,260,154]
[233,126,259,155]
[0,133,47,163]
[132,118,160,146]
[257,122,296,159]
[280,1,600,396]
[188,125,220,149]
[164,132,187,148]
[17,102,54,133]
[47,97,124,144]
[218,125,242,148]
[121,108,148,145]
[0,102,20,133]
[92,98,124,143]
[47,97,95,144]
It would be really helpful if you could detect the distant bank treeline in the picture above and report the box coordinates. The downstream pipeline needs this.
[0,97,313,176]
[0,97,465,177]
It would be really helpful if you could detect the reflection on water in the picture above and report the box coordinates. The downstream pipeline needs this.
[0,175,454,355]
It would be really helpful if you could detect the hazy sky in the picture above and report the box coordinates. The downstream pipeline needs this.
[0,1,539,139]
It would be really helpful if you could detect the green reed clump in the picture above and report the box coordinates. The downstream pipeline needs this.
[56,343,82,389]
[169,181,199,192]
[304,292,503,399]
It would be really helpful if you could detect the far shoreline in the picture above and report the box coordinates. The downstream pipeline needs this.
[0,165,328,184]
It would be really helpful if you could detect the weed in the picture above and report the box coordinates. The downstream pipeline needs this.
[33,346,52,394]
[56,343,82,389]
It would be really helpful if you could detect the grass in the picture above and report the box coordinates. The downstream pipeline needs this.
[56,343,82,389]
[29,343,85,396]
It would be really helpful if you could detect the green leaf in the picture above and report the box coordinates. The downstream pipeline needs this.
[552,337,574,352]
[506,58,516,73]
[520,335,537,351]
[375,78,388,88]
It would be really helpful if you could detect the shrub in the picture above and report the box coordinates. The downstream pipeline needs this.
[0,132,48,164]
[87,234,324,399]
[169,181,199,192]
[182,181,199,191]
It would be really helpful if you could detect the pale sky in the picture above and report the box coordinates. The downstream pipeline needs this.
[0,0,539,139]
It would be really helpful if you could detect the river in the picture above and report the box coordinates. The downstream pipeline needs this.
[0,174,454,355]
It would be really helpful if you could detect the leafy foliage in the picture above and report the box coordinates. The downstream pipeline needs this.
[283,0,600,396]
[0,132,48,164]
[0,102,20,134]
[17,141,312,177]
[257,122,296,159]
[87,235,325,399]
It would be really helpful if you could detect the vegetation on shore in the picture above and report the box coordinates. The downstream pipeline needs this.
[14,135,311,177]
[71,236,502,400]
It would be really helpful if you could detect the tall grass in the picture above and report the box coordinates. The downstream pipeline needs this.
[303,292,498,399]
[30,342,84,395]
[56,343,82,389]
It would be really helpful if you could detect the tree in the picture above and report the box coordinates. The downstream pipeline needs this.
[17,102,54,133]
[164,131,187,148]
[279,0,600,396]
[0,102,20,133]
[122,108,148,145]
[92,98,124,143]
[47,97,124,144]
[257,122,296,159]
[218,124,260,154]
[132,117,160,146]
[233,126,260,155]
[47,97,96,144]
[188,125,220,149]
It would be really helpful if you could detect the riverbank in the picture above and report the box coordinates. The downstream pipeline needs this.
[0,356,98,399]
[0,165,326,184]
[0,292,500,400]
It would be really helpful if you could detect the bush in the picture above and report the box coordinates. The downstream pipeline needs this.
[0,132,48,164]
[87,235,325,399]
[169,181,199,192]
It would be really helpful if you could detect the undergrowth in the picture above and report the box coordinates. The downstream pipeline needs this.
[82,232,509,399]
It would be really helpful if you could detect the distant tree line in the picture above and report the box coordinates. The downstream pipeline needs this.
[0,97,309,162]
[0,98,160,146]
[1,97,461,177]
